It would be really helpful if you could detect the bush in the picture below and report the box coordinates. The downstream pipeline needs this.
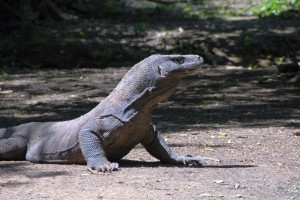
[253,0,300,16]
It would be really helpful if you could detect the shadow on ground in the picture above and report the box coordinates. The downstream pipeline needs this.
[0,66,299,131]
[155,67,300,130]
[119,159,256,169]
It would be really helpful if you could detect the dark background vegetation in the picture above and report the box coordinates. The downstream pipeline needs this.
[0,0,300,73]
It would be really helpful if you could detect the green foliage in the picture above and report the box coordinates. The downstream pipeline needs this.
[228,119,240,125]
[248,63,258,69]
[243,35,257,46]
[216,93,226,99]
[97,194,104,200]
[183,6,193,15]
[79,31,85,37]
[137,22,149,31]
[204,144,214,151]
[290,184,300,195]
[218,133,228,138]
[275,56,286,63]
[104,0,120,11]
[13,111,22,118]
[0,66,8,76]
[183,1,244,19]
[252,0,300,16]
[189,0,209,3]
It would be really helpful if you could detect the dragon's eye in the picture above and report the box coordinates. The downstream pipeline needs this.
[171,56,185,64]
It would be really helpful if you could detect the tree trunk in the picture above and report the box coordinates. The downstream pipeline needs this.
[19,0,33,49]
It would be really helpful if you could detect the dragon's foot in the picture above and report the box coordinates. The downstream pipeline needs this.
[87,158,119,172]
[173,154,206,166]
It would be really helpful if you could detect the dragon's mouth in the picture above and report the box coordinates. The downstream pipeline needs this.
[167,56,203,77]
[184,56,204,70]
[167,64,202,77]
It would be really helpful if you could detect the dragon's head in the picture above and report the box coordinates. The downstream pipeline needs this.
[149,54,204,79]
[115,54,204,108]
[148,54,203,102]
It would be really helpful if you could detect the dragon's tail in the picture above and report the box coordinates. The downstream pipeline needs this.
[0,126,27,160]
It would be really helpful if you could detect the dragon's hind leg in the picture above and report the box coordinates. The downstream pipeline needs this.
[0,136,28,160]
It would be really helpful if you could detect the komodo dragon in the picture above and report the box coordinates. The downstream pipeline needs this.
[0,54,205,172]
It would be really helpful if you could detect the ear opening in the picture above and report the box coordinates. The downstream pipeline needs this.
[157,65,166,77]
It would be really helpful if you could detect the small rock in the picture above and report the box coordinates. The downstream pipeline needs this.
[213,180,224,184]
[236,194,245,198]
[291,132,300,136]
[276,162,284,166]
[235,184,240,189]
[258,59,271,67]
[139,158,145,162]
[200,193,212,197]
[227,139,235,144]
[288,74,300,84]
[81,173,90,176]
[225,66,243,70]
[0,90,13,94]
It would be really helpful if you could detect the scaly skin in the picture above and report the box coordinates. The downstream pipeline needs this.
[0,54,204,172]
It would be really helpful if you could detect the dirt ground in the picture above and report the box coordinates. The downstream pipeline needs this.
[0,65,299,200]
